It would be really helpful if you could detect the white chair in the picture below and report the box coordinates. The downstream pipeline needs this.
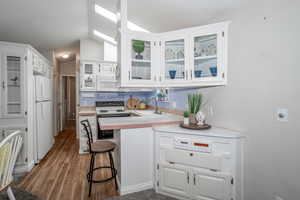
[0,130,23,200]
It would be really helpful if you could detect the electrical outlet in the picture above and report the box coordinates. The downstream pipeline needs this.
[277,108,288,122]
[172,101,177,108]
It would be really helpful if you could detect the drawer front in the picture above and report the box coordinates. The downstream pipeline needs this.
[165,149,222,171]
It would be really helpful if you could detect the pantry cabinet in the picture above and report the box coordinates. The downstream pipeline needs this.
[0,46,26,118]
[120,21,230,88]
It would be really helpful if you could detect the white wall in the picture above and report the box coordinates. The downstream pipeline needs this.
[80,39,104,61]
[200,1,300,199]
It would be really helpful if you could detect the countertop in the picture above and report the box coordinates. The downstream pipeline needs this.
[79,107,96,116]
[98,110,183,130]
[153,125,245,139]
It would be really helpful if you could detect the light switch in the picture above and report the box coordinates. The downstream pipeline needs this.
[277,108,288,122]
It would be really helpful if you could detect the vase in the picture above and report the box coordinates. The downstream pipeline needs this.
[209,66,217,77]
[135,53,143,59]
[169,70,176,79]
[183,117,189,125]
[189,114,197,125]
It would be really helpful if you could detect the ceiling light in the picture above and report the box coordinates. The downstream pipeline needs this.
[93,30,117,45]
[62,54,69,59]
[95,4,117,23]
[94,4,150,33]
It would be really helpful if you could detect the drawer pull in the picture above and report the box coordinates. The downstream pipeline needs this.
[187,172,189,183]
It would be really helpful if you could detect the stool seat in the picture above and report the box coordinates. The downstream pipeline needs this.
[91,141,116,153]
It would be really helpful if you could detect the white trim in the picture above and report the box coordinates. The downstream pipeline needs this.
[120,181,153,196]
[13,160,34,174]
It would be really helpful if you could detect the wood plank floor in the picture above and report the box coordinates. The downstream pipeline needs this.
[18,130,118,200]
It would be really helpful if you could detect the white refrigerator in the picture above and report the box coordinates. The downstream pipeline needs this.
[34,75,53,162]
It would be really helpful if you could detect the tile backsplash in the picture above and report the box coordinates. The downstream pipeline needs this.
[80,88,201,111]
[80,91,154,106]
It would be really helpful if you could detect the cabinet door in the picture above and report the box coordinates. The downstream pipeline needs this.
[158,164,190,198]
[161,35,189,86]
[126,32,156,86]
[1,51,25,117]
[190,29,226,83]
[191,169,232,200]
[80,63,97,91]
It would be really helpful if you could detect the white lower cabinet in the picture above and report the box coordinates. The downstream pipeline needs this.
[154,126,245,200]
[191,169,232,200]
[158,164,190,198]
[158,164,232,200]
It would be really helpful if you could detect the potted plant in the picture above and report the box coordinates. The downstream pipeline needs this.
[183,111,190,125]
[188,93,202,125]
[132,40,145,59]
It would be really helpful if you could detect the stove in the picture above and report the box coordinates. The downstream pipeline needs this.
[96,101,130,139]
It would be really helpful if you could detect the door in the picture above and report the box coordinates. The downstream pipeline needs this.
[190,29,225,83]
[160,34,189,86]
[191,169,232,200]
[126,32,157,86]
[1,50,25,117]
[158,164,190,198]
[36,102,53,160]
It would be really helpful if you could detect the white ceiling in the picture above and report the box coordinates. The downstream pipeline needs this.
[0,0,244,57]
[0,0,88,51]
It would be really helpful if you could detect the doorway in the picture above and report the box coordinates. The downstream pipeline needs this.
[61,75,76,130]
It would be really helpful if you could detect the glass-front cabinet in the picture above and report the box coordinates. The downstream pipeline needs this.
[190,29,226,84]
[80,62,97,91]
[1,50,25,117]
[126,32,157,86]
[161,35,188,85]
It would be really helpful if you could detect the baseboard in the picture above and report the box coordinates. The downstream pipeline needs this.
[120,181,153,196]
[14,160,35,174]
[157,189,188,200]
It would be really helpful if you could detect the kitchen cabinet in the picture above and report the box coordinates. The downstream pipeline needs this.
[0,46,25,118]
[154,125,245,200]
[80,61,118,91]
[124,32,159,87]
[158,164,190,198]
[0,41,52,174]
[80,62,97,91]
[120,21,229,88]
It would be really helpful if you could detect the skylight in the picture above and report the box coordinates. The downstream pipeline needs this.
[93,30,117,45]
[94,4,150,33]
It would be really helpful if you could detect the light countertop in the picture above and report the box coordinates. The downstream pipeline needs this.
[153,125,245,139]
[98,110,183,130]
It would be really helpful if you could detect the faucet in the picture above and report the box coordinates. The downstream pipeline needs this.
[153,96,162,114]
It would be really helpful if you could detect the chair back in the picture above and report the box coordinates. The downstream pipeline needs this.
[0,130,23,191]
[80,120,93,153]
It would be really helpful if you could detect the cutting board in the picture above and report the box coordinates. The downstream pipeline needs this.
[126,97,140,110]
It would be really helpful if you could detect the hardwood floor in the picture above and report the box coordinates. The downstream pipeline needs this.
[18,130,118,200]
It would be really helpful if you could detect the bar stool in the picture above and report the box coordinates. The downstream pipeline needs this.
[81,120,118,197]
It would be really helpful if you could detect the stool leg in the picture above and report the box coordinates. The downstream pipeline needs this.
[88,153,95,197]
[109,152,118,191]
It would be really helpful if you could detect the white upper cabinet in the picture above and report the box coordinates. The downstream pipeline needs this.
[160,33,189,86]
[80,62,97,91]
[124,32,158,87]
[0,47,25,118]
[121,21,230,88]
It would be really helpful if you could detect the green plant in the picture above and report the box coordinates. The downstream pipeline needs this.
[183,111,190,118]
[132,40,145,54]
[188,93,203,114]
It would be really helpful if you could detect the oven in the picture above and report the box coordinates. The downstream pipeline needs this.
[96,101,131,140]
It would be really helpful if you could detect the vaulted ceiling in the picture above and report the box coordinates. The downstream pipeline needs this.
[0,0,244,57]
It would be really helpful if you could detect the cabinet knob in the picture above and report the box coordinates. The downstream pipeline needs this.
[190,153,194,156]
